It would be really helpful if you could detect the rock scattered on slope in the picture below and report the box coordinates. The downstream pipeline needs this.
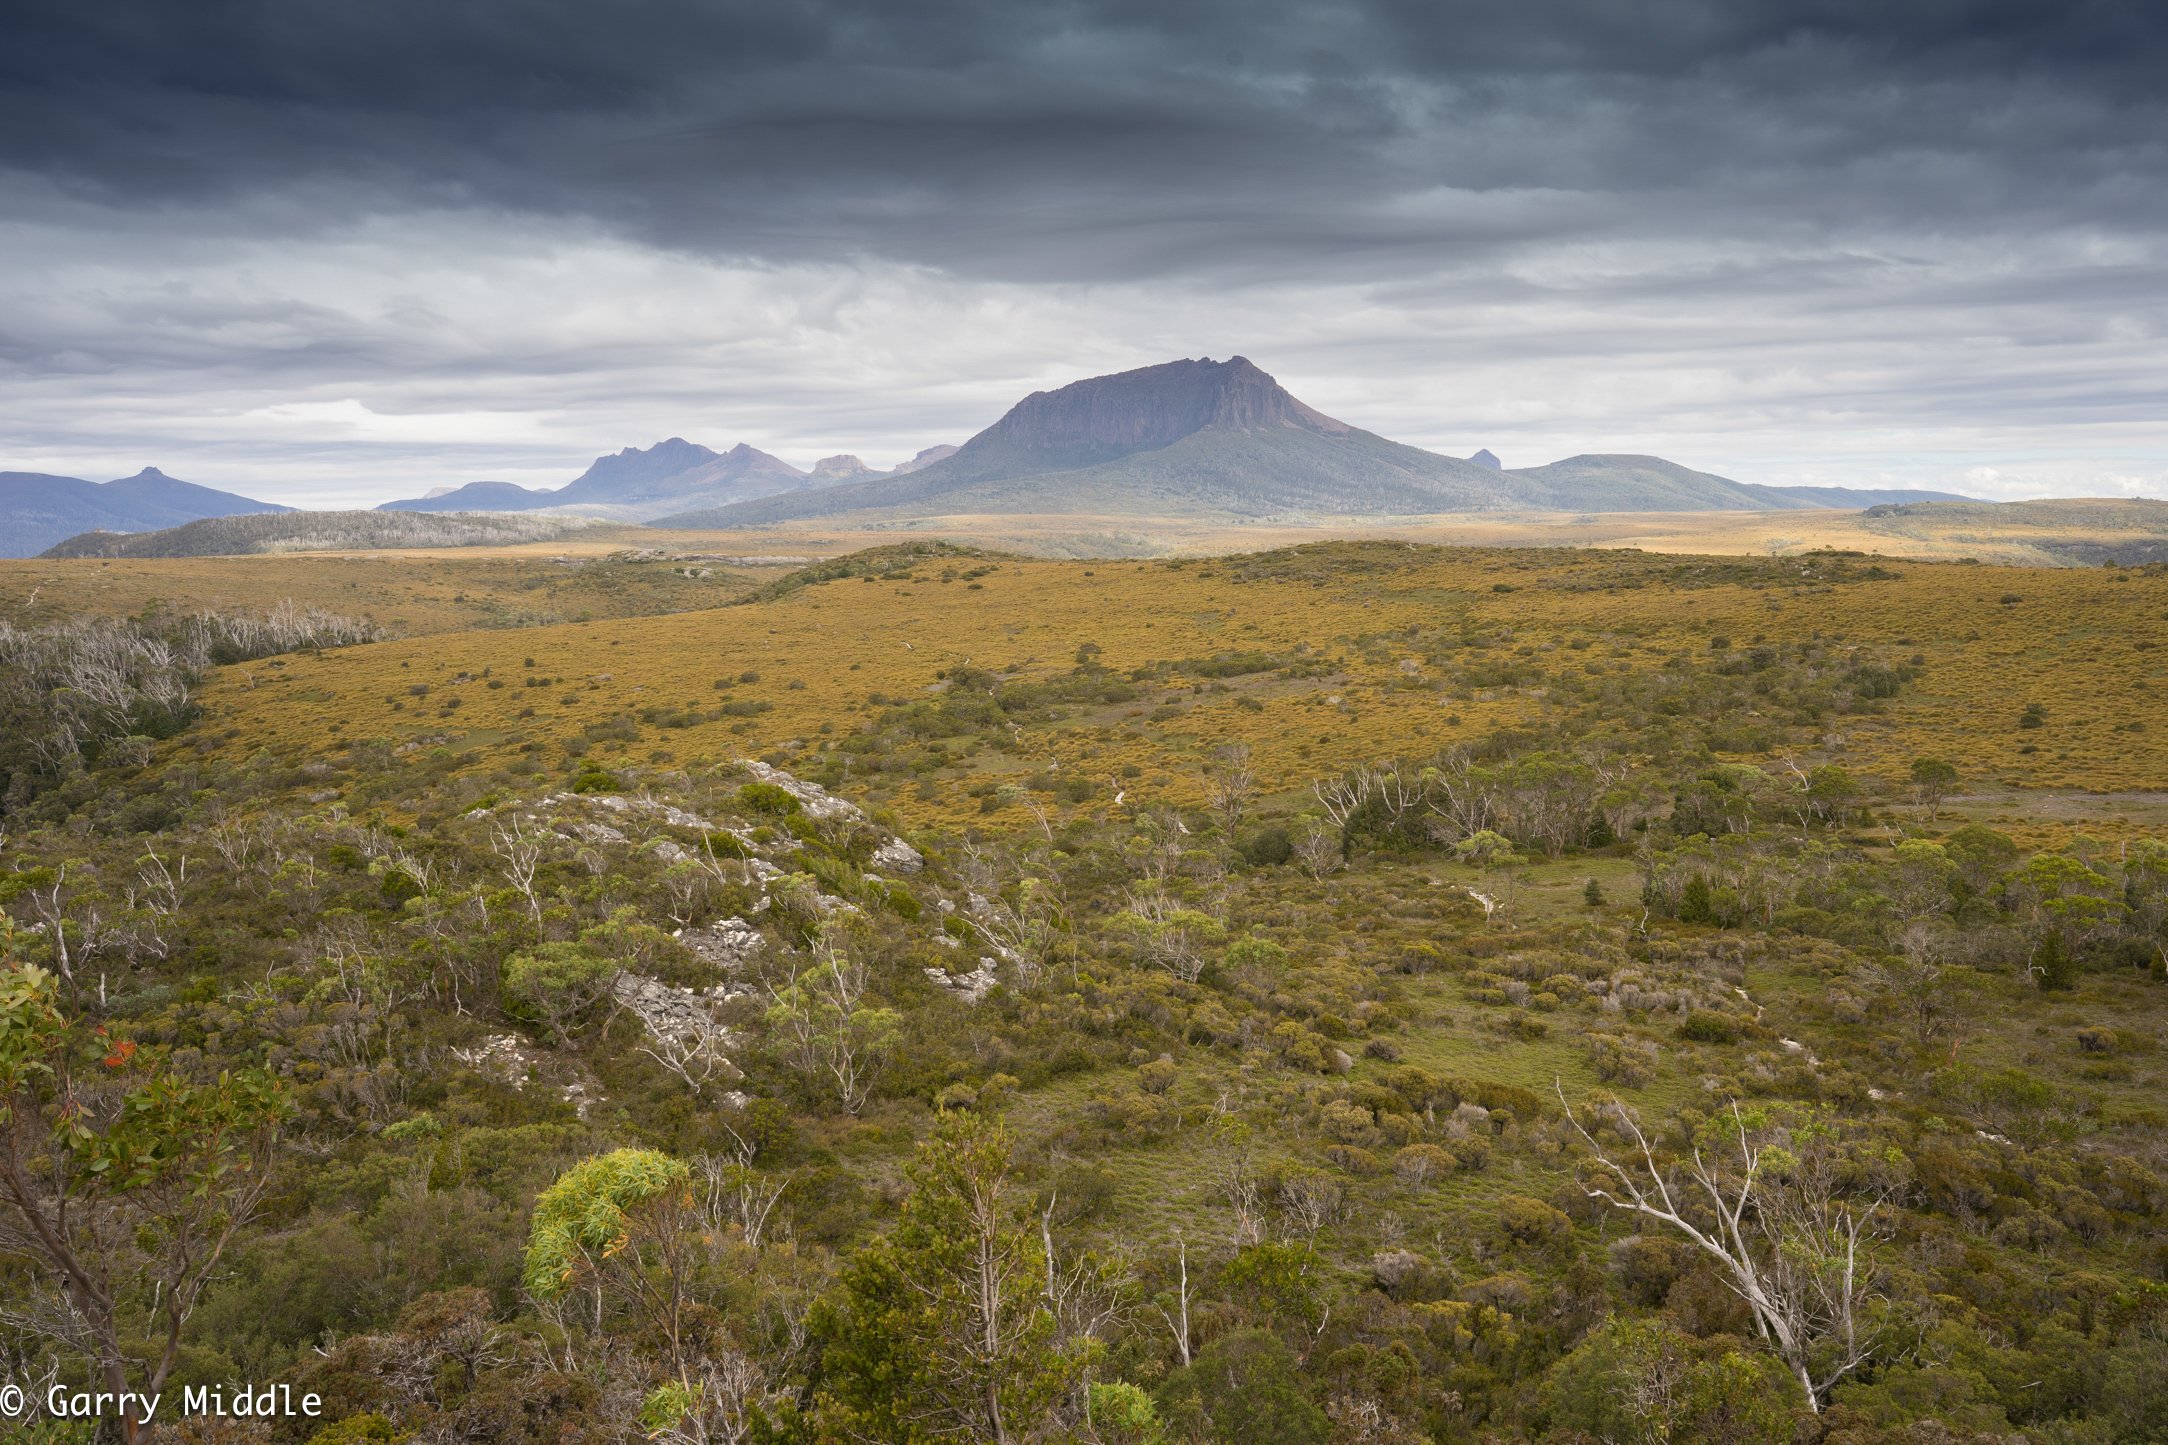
[451,1033,601,1117]
[676,917,766,971]
[926,960,1000,1003]
[872,837,924,873]
[612,974,747,1075]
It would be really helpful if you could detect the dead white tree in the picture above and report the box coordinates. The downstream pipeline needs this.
[1276,1169,1346,1240]
[1291,823,1342,881]
[957,840,1066,986]
[1558,1085,1893,1414]
[1420,749,1498,843]
[1211,1143,1267,1247]
[1038,1192,1133,1352]
[1203,744,1257,831]
[1153,1236,1194,1368]
[21,864,77,1002]
[1115,886,1222,983]
[697,1137,789,1251]
[639,1005,742,1097]
[131,848,186,922]
[648,1348,771,1445]
[1373,761,1425,835]
[1312,767,1376,834]
[204,813,260,875]
[490,815,546,928]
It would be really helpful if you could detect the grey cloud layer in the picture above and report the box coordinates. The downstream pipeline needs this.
[0,1,2163,502]
[7,0,2163,275]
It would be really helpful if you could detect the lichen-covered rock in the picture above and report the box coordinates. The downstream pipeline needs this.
[451,1033,602,1116]
[675,917,765,971]
[614,972,746,1034]
[872,837,924,873]
[540,791,714,831]
[926,959,1000,1003]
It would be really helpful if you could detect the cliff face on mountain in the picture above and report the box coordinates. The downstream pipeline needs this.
[810,455,878,482]
[893,444,959,474]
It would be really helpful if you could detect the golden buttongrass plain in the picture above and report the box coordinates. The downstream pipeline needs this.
[186,543,2168,840]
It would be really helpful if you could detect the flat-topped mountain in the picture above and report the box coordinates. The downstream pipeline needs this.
[0,466,289,557]
[810,455,879,482]
[932,354,1352,482]
[653,357,1968,527]
[660,357,1513,525]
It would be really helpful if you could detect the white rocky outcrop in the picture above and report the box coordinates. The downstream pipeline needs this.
[872,837,925,873]
[613,972,748,1088]
[451,1033,600,1117]
[926,959,1000,1004]
[614,972,748,1036]
[675,917,765,971]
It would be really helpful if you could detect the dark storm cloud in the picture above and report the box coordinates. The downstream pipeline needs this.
[3,0,2163,281]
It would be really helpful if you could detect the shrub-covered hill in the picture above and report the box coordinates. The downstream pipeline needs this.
[1859,497,2168,568]
[0,539,792,640]
[40,508,605,558]
[1,539,2164,1445]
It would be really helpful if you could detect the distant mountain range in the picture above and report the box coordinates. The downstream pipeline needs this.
[5,358,1978,555]
[378,440,962,521]
[649,357,1968,527]
[0,468,290,558]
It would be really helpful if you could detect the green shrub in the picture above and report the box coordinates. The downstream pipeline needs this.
[1497,1194,1572,1245]
[1678,1010,1738,1044]
[737,780,803,815]
[305,1417,405,1445]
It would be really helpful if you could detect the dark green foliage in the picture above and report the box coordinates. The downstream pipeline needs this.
[1677,1009,1738,1044]
[736,780,803,815]
[571,760,621,792]
[807,1113,1084,1443]
[1541,1319,1801,1444]
[1159,1330,1329,1445]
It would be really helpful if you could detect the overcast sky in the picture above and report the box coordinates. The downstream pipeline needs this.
[2,0,2163,507]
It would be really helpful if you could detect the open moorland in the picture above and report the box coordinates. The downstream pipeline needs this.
[181,542,2168,824]
[650,498,2168,567]
[1,537,2165,1445]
